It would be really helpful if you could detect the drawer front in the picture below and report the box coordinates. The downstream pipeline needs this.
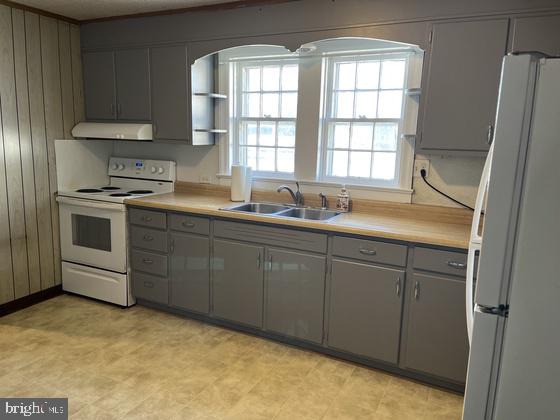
[413,247,468,276]
[132,271,169,305]
[169,213,210,236]
[130,249,168,277]
[332,236,407,267]
[130,226,168,253]
[129,208,167,230]
[214,220,327,253]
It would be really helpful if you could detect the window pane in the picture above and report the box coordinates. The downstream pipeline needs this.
[354,91,377,119]
[244,93,260,117]
[374,123,398,151]
[351,124,374,149]
[281,93,297,118]
[356,61,380,89]
[259,122,276,146]
[330,150,348,177]
[246,146,257,169]
[244,67,261,91]
[372,152,396,180]
[277,148,294,173]
[282,65,298,90]
[380,60,406,89]
[262,66,280,91]
[377,90,403,118]
[262,93,279,117]
[240,121,257,146]
[278,122,296,147]
[334,92,354,118]
[349,152,372,178]
[332,123,350,149]
[336,62,356,90]
[258,147,275,171]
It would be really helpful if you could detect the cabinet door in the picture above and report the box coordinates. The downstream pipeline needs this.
[115,48,151,121]
[419,19,508,153]
[265,248,326,344]
[511,14,560,57]
[170,232,210,314]
[328,259,404,364]
[150,45,190,141]
[212,239,264,328]
[83,51,116,120]
[405,272,469,383]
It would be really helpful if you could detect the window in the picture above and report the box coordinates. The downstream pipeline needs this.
[320,54,408,185]
[234,60,299,176]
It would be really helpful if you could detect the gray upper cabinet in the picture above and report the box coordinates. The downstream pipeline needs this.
[150,45,190,141]
[404,272,469,383]
[511,14,560,57]
[170,232,210,314]
[212,238,264,328]
[418,19,508,153]
[83,51,116,120]
[328,259,404,364]
[265,248,326,344]
[115,48,151,121]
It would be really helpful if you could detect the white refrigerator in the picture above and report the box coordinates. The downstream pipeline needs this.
[463,53,560,419]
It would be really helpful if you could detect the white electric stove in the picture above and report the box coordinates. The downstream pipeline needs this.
[56,156,176,307]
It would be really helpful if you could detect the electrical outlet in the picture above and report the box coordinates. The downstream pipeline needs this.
[413,159,430,177]
[199,175,212,184]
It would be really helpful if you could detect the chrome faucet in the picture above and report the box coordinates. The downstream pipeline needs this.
[277,182,304,207]
[318,193,328,210]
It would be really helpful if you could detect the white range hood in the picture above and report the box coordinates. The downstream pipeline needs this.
[71,122,153,140]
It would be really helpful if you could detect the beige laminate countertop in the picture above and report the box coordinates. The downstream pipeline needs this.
[125,192,471,250]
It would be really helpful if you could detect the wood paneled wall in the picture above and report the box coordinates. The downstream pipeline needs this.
[0,5,84,305]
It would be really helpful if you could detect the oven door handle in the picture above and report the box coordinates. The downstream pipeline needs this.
[56,195,126,212]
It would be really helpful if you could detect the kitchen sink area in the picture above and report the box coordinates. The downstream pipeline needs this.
[222,203,341,221]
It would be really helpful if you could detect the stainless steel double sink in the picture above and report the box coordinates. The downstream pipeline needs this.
[221,202,340,221]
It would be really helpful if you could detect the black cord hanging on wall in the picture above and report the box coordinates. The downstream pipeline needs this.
[420,169,475,211]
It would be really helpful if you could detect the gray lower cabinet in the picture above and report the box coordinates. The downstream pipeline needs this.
[328,259,404,364]
[404,272,469,383]
[170,232,210,314]
[212,239,264,328]
[150,45,190,141]
[83,50,116,120]
[115,48,151,121]
[265,248,326,344]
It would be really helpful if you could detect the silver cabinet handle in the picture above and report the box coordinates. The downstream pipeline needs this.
[359,248,377,256]
[117,103,121,116]
[110,103,115,116]
[143,281,154,288]
[487,124,494,145]
[141,216,152,222]
[447,260,467,270]
[256,251,261,269]
[414,281,420,300]
[142,258,153,265]
[182,221,195,228]
[268,254,273,271]
[143,234,154,241]
[396,277,401,297]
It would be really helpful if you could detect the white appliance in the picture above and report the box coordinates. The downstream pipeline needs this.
[72,122,153,140]
[56,146,175,307]
[463,53,560,419]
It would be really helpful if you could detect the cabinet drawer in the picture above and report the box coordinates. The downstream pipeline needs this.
[130,249,168,277]
[132,271,169,305]
[129,208,167,230]
[413,247,468,277]
[169,213,210,235]
[332,236,407,267]
[130,226,168,253]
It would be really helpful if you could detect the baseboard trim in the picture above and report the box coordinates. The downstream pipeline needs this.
[0,285,63,317]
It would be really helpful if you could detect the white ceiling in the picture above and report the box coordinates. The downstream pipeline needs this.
[14,0,243,21]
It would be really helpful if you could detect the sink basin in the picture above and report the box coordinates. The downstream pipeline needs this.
[223,203,291,214]
[277,207,340,221]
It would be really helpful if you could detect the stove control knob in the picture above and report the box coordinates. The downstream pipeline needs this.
[151,166,157,174]
[117,164,125,171]
[111,163,118,170]
[157,167,165,174]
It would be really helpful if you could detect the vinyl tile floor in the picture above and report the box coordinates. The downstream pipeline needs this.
[0,295,464,419]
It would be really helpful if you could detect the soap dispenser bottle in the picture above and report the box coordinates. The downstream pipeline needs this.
[336,185,350,212]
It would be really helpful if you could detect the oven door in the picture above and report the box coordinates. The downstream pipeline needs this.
[57,196,127,273]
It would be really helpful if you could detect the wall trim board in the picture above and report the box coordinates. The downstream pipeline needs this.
[0,285,62,318]
[0,0,78,23]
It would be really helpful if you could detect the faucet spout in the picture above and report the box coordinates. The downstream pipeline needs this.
[277,182,304,207]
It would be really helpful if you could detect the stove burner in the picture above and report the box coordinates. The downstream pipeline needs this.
[128,190,153,195]
[101,186,121,190]
[110,193,132,197]
[76,188,103,193]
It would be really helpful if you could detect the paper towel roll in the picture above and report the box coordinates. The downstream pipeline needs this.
[230,165,246,202]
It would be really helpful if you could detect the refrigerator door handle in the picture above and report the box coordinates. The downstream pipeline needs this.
[466,243,480,343]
